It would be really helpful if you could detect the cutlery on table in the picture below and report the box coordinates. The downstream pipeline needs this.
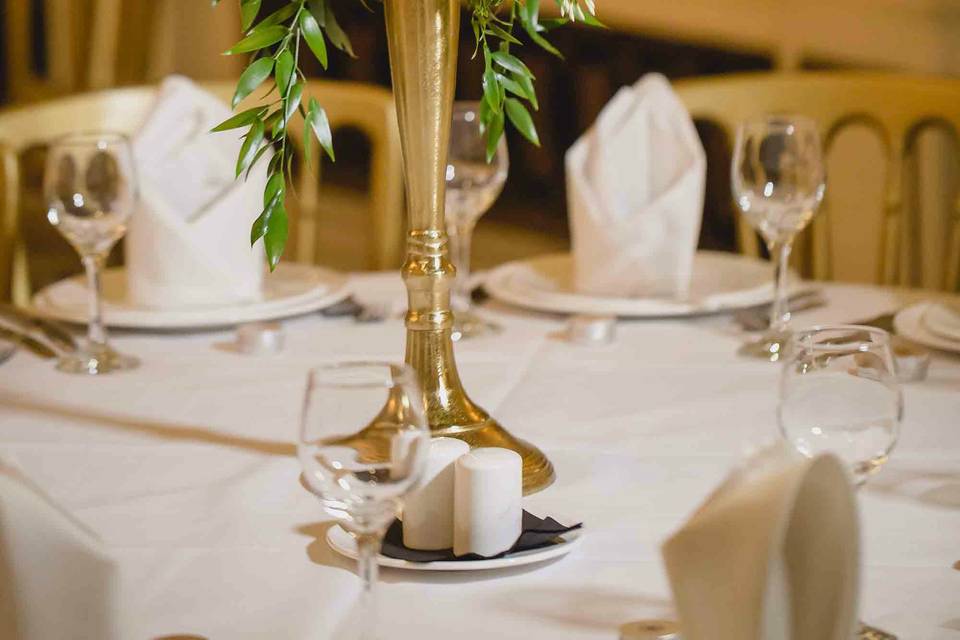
[0,327,57,359]
[0,342,16,366]
[733,289,827,331]
[0,304,77,354]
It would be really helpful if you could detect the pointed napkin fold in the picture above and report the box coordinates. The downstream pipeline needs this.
[566,73,705,298]
[0,459,121,639]
[127,76,266,309]
[662,447,860,640]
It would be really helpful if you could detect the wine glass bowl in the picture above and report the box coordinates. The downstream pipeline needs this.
[445,101,509,341]
[778,325,902,486]
[731,115,826,361]
[44,131,139,375]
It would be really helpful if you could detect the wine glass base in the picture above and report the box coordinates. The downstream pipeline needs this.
[738,331,791,362]
[858,621,897,639]
[451,310,501,342]
[56,346,140,375]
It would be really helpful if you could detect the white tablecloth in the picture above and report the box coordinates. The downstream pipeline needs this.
[1,275,958,639]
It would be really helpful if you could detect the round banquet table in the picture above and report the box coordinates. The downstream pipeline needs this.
[0,274,958,639]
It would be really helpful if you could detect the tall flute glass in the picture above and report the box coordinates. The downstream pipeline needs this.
[44,132,140,374]
[445,101,509,341]
[779,326,903,638]
[732,115,826,361]
[298,362,429,639]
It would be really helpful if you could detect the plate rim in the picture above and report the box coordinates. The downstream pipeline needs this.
[895,303,960,354]
[484,250,784,318]
[921,303,960,343]
[29,263,351,330]
[325,522,584,572]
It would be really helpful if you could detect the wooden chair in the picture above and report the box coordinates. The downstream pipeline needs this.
[0,80,404,304]
[674,72,960,291]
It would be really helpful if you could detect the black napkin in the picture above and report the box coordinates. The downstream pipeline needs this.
[381,510,582,562]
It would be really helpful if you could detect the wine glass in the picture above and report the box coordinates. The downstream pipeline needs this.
[778,325,903,638]
[298,362,429,640]
[44,131,140,374]
[445,101,509,341]
[779,325,902,486]
[731,115,826,361]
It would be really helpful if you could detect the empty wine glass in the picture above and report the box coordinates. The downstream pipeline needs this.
[779,325,903,638]
[298,362,429,639]
[44,131,139,374]
[732,115,826,361]
[779,325,902,486]
[445,101,509,341]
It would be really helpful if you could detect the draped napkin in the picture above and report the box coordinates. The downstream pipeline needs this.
[662,447,860,640]
[566,73,705,298]
[127,76,266,309]
[0,459,120,639]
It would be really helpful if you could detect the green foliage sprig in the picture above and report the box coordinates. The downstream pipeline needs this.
[212,0,599,269]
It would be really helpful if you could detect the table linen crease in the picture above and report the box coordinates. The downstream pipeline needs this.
[0,273,958,639]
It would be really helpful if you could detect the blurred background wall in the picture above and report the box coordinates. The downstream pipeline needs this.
[1,0,958,288]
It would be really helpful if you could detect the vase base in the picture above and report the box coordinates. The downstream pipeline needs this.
[431,416,555,495]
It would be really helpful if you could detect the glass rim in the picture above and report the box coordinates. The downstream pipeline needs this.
[47,130,132,148]
[736,114,820,133]
[306,360,417,389]
[789,324,891,351]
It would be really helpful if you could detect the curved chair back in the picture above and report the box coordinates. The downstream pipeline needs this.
[0,80,403,303]
[675,72,960,290]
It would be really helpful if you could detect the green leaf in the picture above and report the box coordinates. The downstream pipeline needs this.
[283,81,303,124]
[264,204,289,269]
[491,51,534,79]
[309,0,355,57]
[210,106,266,132]
[485,109,506,163]
[504,97,539,146]
[250,209,268,245]
[482,53,502,113]
[485,22,522,45]
[236,119,265,177]
[299,11,328,69]
[274,49,294,96]
[251,2,296,30]
[240,0,261,32]
[263,171,284,207]
[496,72,536,108]
[244,142,272,179]
[224,25,286,55]
[307,97,335,161]
[514,72,539,110]
[232,57,273,108]
[264,109,283,139]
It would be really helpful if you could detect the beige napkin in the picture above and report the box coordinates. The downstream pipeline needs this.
[0,459,121,639]
[566,73,705,298]
[127,75,267,309]
[662,447,860,640]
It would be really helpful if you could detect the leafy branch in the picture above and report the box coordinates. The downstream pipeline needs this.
[212,0,599,269]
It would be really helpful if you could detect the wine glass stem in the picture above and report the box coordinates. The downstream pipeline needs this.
[82,255,108,349]
[448,220,476,314]
[355,532,381,640]
[769,239,794,336]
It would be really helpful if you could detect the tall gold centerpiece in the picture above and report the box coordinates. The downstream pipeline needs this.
[381,0,554,493]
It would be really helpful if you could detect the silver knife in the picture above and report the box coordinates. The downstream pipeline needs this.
[0,327,56,359]
[0,304,77,353]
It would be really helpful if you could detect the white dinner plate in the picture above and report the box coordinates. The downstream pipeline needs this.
[326,523,584,572]
[485,251,789,317]
[922,302,960,343]
[895,303,960,354]
[30,262,351,330]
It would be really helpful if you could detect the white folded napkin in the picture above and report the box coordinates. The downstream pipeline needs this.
[566,73,705,298]
[127,75,267,309]
[0,459,121,639]
[662,446,860,640]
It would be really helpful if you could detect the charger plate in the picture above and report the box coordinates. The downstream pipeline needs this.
[485,251,788,317]
[30,263,350,330]
[895,303,960,354]
[326,523,584,572]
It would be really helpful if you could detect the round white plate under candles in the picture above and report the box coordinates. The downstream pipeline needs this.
[325,522,584,572]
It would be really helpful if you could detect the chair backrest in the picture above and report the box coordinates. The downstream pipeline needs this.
[674,72,960,291]
[0,79,404,303]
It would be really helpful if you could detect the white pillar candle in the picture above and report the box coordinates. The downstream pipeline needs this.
[399,437,470,550]
[453,447,523,558]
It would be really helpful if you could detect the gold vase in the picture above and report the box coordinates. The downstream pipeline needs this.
[380,0,554,494]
